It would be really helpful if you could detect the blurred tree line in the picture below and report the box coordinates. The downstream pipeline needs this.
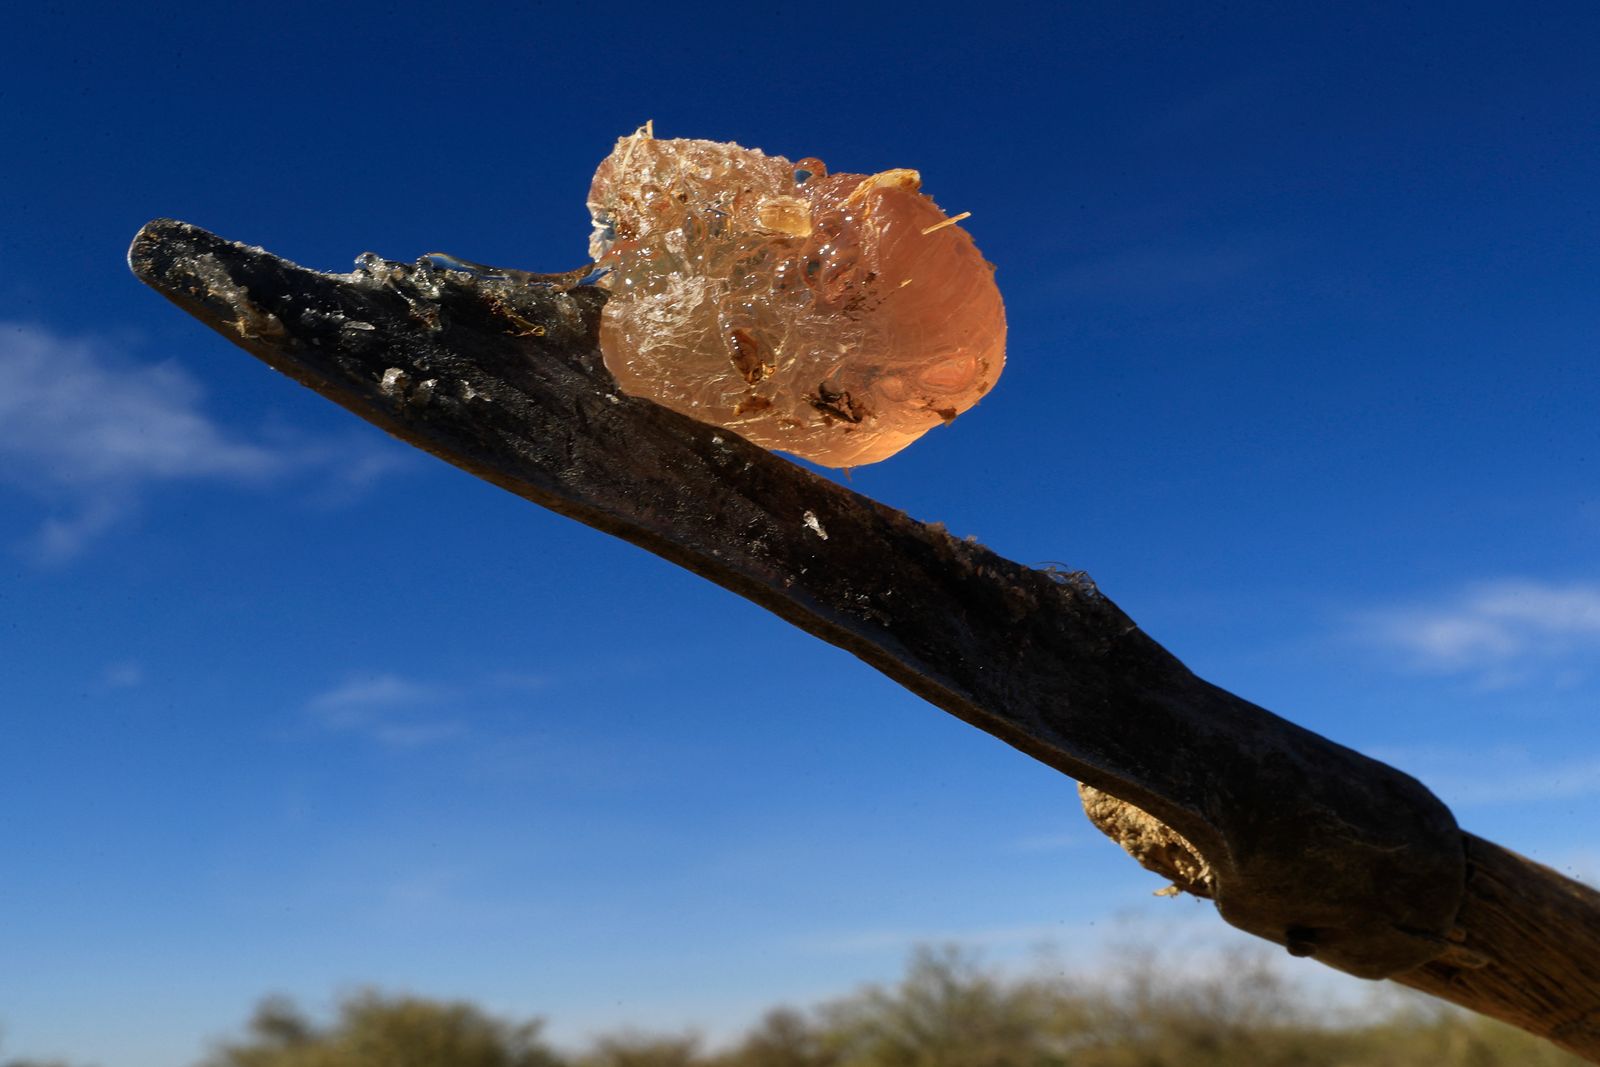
[3,946,1585,1067]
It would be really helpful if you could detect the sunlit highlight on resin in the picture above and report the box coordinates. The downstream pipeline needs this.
[587,125,1006,467]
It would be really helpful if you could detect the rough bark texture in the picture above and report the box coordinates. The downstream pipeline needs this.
[1393,835,1600,1059]
[126,219,1598,1060]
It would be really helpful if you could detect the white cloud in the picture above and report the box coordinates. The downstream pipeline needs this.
[0,323,282,487]
[266,425,417,506]
[300,668,562,751]
[1358,578,1600,685]
[308,673,453,713]
[305,672,465,748]
[101,659,145,690]
[485,671,551,693]
[32,496,126,563]
[0,321,411,561]
[800,922,1076,956]
[1363,743,1600,809]
[1005,831,1082,853]
[366,720,468,747]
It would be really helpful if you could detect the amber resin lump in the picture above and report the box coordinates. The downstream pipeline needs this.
[587,127,1006,467]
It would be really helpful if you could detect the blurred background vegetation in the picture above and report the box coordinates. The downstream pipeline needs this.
[3,946,1585,1067]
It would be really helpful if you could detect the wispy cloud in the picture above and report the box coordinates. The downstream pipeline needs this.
[1364,743,1600,808]
[1356,578,1600,686]
[308,673,455,714]
[0,323,282,486]
[265,424,417,506]
[1005,831,1082,854]
[0,322,280,560]
[301,670,550,749]
[801,922,1074,956]
[0,321,411,561]
[305,672,466,748]
[100,659,145,690]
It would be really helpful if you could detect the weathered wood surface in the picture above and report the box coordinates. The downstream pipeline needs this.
[1394,835,1600,1059]
[128,219,1599,1060]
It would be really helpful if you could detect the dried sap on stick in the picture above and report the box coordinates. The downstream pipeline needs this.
[587,126,1006,467]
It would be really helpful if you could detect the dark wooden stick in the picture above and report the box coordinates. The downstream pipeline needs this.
[1395,835,1600,1058]
[127,219,1600,1060]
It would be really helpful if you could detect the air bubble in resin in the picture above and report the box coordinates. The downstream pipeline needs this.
[588,126,1006,467]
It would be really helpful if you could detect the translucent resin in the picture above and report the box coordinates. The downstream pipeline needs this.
[588,127,1005,467]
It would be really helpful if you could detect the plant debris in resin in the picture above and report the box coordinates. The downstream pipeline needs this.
[588,125,1006,467]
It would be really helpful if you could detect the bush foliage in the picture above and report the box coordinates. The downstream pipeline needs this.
[108,946,1586,1067]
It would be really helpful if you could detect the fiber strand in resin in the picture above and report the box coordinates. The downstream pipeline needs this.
[587,127,1006,467]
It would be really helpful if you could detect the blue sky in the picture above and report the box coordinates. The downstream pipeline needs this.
[3,3,1598,1064]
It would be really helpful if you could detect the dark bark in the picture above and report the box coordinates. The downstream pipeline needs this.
[1394,835,1600,1060]
[126,219,1598,1060]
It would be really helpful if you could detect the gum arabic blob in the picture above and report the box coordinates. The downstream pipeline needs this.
[587,126,1006,467]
